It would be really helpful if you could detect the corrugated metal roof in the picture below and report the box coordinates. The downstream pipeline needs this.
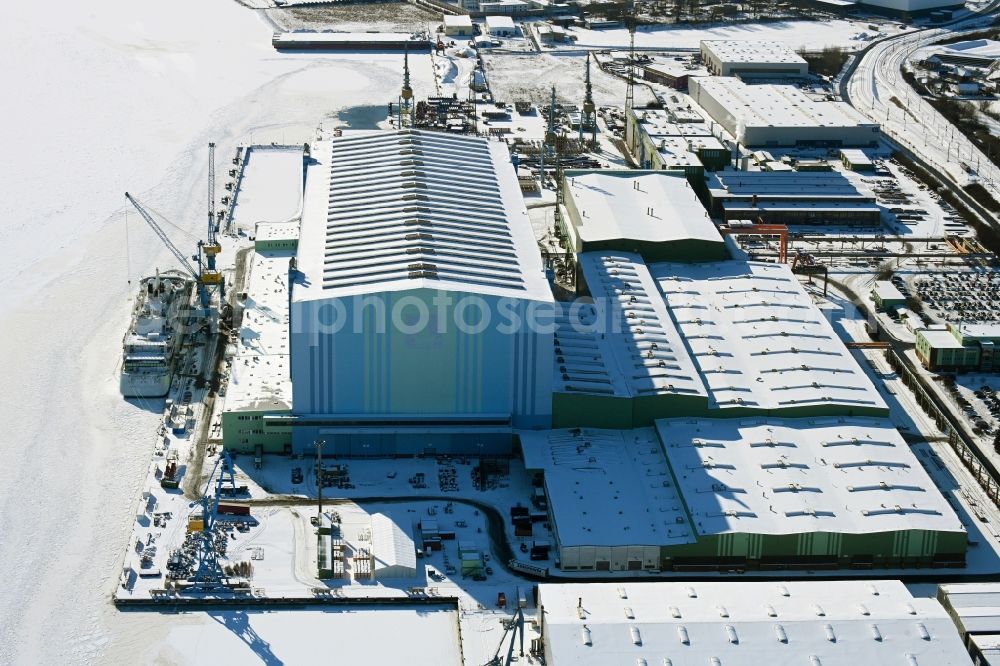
[652,259,888,412]
[555,252,707,399]
[294,130,551,303]
[655,417,964,536]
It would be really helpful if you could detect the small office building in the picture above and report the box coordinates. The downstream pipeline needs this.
[485,15,516,36]
[872,280,906,311]
[443,14,474,37]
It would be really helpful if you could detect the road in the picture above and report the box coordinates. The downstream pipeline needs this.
[843,3,1000,206]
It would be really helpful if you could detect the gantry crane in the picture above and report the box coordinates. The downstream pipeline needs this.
[188,451,237,590]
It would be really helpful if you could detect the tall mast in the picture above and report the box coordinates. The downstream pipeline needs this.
[625,6,636,113]
[399,45,414,128]
[541,86,557,189]
[581,52,596,145]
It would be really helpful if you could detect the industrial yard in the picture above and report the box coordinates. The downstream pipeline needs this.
[7,0,1000,663]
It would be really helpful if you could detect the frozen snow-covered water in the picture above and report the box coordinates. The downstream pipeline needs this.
[0,1,432,664]
[143,606,463,665]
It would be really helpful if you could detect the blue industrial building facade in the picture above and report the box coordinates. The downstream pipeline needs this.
[289,288,554,455]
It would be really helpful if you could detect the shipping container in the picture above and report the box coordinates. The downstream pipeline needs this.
[217,503,251,516]
[508,559,549,577]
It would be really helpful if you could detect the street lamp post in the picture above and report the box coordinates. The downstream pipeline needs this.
[315,439,325,527]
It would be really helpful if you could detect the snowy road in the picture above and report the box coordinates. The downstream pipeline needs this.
[844,5,1000,209]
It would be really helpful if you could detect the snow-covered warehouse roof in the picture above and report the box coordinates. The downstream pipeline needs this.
[651,259,888,413]
[701,40,808,66]
[538,580,972,666]
[293,130,551,303]
[225,249,292,412]
[443,14,473,27]
[562,170,723,249]
[554,252,706,400]
[371,512,416,577]
[689,77,875,130]
[706,170,875,202]
[873,280,905,302]
[485,15,516,29]
[655,416,964,536]
[939,583,1000,636]
[520,427,697,548]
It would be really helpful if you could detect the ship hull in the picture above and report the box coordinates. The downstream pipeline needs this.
[120,371,172,398]
[119,272,193,399]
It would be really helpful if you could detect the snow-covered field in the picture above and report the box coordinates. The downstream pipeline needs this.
[483,53,642,107]
[558,18,908,52]
[0,1,433,664]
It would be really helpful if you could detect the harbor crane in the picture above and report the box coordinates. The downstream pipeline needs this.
[125,143,225,310]
[125,192,213,308]
[125,192,202,287]
[188,451,237,590]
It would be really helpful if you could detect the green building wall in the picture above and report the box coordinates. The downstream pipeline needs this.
[915,330,980,370]
[658,529,966,570]
[222,409,293,454]
[552,392,889,429]
[254,238,298,253]
[552,392,711,429]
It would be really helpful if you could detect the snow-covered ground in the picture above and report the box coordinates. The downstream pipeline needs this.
[228,146,305,232]
[555,18,909,52]
[483,52,642,107]
[0,1,433,664]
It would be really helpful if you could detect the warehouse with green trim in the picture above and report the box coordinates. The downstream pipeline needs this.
[520,417,967,573]
[552,251,889,429]
[559,170,729,264]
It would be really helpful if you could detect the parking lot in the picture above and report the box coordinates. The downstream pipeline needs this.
[947,375,1000,454]
[911,269,1000,324]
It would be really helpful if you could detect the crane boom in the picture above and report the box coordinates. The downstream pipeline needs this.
[201,143,223,290]
[125,192,198,277]
[207,142,217,243]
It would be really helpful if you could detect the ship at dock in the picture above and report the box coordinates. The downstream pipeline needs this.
[120,271,195,398]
